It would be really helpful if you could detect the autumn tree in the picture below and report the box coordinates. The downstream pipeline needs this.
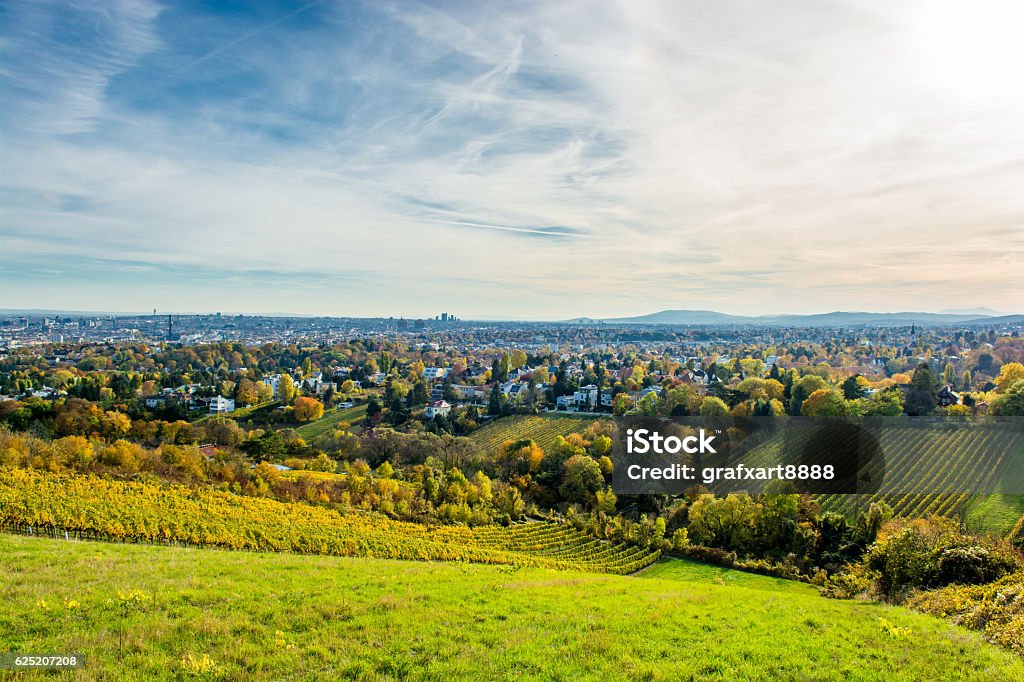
[801,389,849,417]
[559,454,604,506]
[293,396,324,422]
[234,378,261,406]
[278,374,296,404]
[699,396,729,417]
[995,363,1024,393]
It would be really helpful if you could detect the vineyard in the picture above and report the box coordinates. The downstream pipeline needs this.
[0,468,658,574]
[293,402,368,440]
[469,414,595,455]
[739,421,1024,533]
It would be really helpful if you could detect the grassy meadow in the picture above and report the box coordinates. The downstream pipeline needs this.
[2,534,1021,681]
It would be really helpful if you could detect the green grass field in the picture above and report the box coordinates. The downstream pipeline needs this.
[469,414,596,455]
[293,403,369,441]
[2,534,1021,681]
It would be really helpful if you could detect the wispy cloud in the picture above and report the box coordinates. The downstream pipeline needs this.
[1,0,1022,318]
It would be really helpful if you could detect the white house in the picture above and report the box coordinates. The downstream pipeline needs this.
[573,384,599,408]
[209,396,236,414]
[262,374,282,396]
[453,385,486,401]
[425,400,451,419]
[423,367,448,381]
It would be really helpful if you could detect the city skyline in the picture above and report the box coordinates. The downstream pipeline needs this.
[2,0,1023,318]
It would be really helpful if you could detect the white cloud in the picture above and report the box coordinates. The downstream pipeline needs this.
[1,0,1021,317]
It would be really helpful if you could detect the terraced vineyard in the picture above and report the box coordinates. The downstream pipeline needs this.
[470,414,595,454]
[0,468,658,574]
[738,421,1024,534]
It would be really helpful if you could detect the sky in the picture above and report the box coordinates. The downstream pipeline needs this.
[1,0,1022,320]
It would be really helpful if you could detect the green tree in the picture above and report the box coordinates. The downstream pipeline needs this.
[559,455,604,506]
[699,396,729,417]
[841,374,869,400]
[990,380,1024,416]
[904,363,938,416]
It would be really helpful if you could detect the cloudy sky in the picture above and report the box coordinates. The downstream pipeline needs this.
[1,0,1022,319]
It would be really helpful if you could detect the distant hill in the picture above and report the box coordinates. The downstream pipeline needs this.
[571,309,1018,327]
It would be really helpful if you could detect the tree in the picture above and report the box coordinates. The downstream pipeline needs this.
[789,375,828,415]
[961,370,972,392]
[858,388,904,416]
[904,363,938,416]
[612,393,633,416]
[510,350,527,369]
[801,389,849,417]
[559,455,604,506]
[688,493,758,551]
[234,379,261,406]
[990,380,1024,416]
[278,375,297,404]
[293,396,324,422]
[995,363,1024,393]
[943,363,956,387]
[595,487,617,514]
[310,453,337,472]
[841,374,869,400]
[366,398,382,421]
[500,439,544,475]
[699,396,729,417]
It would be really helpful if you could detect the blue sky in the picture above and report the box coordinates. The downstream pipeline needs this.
[1,0,1022,318]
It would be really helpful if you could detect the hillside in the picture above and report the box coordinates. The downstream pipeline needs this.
[0,468,657,574]
[737,422,1024,534]
[2,534,1021,680]
[293,402,368,440]
[589,309,1006,327]
[469,414,596,455]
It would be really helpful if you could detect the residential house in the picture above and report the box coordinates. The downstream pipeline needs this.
[209,396,236,414]
[425,400,451,419]
[937,385,961,407]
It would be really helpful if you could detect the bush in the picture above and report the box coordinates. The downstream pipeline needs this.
[936,545,1021,586]
[673,544,737,567]
[866,518,1022,600]
[733,557,803,581]
[821,565,876,599]
[907,572,1024,655]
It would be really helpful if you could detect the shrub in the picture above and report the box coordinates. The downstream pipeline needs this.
[936,545,1021,586]
[907,573,1024,655]
[673,544,737,567]
[821,564,876,599]
[866,518,1022,600]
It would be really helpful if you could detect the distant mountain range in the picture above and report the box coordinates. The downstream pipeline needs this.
[565,310,1024,327]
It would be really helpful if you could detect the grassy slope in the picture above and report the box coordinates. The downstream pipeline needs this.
[293,403,368,441]
[2,535,1021,681]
